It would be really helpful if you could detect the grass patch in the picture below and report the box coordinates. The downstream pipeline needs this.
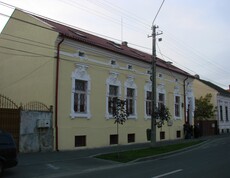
[95,140,203,163]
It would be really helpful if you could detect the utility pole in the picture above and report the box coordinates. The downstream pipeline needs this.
[150,25,157,146]
[149,0,165,146]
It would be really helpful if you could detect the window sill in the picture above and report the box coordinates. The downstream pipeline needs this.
[70,113,91,119]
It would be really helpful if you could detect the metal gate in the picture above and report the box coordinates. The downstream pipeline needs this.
[0,94,20,149]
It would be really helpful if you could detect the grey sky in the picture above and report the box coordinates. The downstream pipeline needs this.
[0,0,229,89]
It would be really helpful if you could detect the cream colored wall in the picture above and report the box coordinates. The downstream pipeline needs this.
[193,79,218,120]
[0,9,58,106]
[193,79,217,107]
[57,40,191,150]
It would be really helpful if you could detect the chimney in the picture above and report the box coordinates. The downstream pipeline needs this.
[122,41,128,47]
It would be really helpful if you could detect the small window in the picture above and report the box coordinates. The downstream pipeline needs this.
[227,129,230,133]
[111,60,116,65]
[128,133,135,143]
[147,70,152,74]
[110,134,118,145]
[160,131,165,140]
[176,131,181,138]
[127,65,133,70]
[75,135,86,147]
[175,78,178,82]
[78,51,85,57]
[158,73,163,78]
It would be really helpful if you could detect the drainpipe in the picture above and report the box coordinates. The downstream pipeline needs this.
[55,38,64,151]
[183,76,189,124]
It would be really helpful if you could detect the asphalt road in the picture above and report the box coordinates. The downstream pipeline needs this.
[65,136,230,178]
[3,135,230,178]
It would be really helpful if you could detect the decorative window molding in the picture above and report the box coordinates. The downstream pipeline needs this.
[105,71,121,119]
[144,80,152,120]
[70,64,91,119]
[124,75,137,119]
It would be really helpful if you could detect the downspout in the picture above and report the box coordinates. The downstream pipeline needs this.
[183,76,189,124]
[55,38,64,151]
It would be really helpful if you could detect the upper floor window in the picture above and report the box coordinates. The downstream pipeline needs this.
[158,93,165,109]
[71,64,91,118]
[105,72,121,119]
[175,95,181,118]
[146,91,152,116]
[124,76,137,119]
[220,105,223,121]
[74,80,87,113]
[226,106,229,121]
[108,85,119,115]
[126,88,135,115]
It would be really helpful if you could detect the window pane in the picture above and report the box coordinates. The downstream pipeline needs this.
[74,80,87,113]
[108,85,118,115]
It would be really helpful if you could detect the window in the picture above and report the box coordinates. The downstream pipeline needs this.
[75,135,86,147]
[108,85,119,115]
[78,51,85,57]
[176,131,181,138]
[126,88,135,115]
[110,134,118,145]
[111,60,116,65]
[225,106,229,121]
[128,134,135,143]
[71,64,91,118]
[175,96,181,118]
[220,106,223,121]
[127,64,133,70]
[74,80,87,113]
[146,91,152,116]
[158,93,165,109]
[124,76,137,119]
[106,72,121,119]
[160,131,165,140]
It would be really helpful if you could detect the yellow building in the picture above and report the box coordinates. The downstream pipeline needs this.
[0,9,195,151]
[194,78,230,134]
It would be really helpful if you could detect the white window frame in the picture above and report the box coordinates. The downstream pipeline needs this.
[105,72,121,119]
[70,64,91,119]
[124,76,137,119]
[144,81,152,120]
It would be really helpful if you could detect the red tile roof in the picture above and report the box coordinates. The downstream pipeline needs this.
[34,14,192,77]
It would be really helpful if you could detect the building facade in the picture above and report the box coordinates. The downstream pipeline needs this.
[0,9,195,151]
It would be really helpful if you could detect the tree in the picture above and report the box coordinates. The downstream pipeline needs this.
[194,93,216,120]
[155,105,171,128]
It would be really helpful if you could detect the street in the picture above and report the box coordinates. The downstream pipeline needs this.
[63,136,230,178]
[2,135,230,178]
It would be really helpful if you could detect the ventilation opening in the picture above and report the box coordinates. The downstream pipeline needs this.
[75,135,86,147]
[127,133,135,143]
[110,134,118,145]
[160,131,165,140]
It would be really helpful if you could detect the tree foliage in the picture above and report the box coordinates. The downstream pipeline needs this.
[113,98,129,125]
[194,93,216,120]
[155,105,172,128]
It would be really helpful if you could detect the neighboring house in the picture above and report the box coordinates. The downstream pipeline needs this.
[227,85,230,93]
[194,79,230,134]
[0,9,195,151]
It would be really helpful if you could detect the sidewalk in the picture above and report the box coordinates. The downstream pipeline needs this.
[18,134,228,166]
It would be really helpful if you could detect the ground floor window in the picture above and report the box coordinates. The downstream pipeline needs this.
[127,133,135,143]
[110,134,118,145]
[176,131,181,138]
[160,131,165,140]
[75,135,86,147]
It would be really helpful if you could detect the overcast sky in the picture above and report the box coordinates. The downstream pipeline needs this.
[0,0,229,89]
